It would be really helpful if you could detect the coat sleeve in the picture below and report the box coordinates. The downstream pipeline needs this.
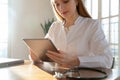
[79,20,113,68]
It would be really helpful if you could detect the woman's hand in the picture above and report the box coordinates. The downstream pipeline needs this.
[29,49,40,62]
[46,50,80,68]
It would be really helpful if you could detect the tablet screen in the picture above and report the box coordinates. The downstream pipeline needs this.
[23,38,58,61]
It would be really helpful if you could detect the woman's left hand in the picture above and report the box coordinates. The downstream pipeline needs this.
[46,50,80,68]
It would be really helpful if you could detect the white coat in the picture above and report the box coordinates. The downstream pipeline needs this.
[46,16,113,68]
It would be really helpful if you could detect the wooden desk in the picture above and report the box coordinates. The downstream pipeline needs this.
[0,60,120,80]
[0,61,57,80]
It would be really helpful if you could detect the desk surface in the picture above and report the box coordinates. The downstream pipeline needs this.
[0,60,57,80]
[0,60,120,80]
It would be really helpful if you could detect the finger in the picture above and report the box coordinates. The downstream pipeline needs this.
[47,50,63,58]
[46,53,62,64]
[47,50,58,54]
[46,53,60,61]
[57,49,63,53]
[57,50,66,55]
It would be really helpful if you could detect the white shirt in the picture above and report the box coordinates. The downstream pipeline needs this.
[46,16,113,68]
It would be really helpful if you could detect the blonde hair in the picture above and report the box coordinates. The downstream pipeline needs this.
[50,0,91,21]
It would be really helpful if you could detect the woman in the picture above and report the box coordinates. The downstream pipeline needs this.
[30,0,113,68]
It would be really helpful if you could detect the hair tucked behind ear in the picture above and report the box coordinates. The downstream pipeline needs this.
[77,0,91,18]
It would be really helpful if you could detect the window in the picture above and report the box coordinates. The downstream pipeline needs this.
[84,0,120,67]
[0,0,8,57]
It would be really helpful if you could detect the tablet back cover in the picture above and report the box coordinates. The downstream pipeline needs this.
[23,38,58,61]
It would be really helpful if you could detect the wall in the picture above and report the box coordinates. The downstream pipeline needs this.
[8,0,54,59]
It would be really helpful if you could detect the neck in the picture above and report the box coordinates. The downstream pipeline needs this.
[64,13,79,28]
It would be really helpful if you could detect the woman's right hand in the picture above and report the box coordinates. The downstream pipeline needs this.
[29,49,40,62]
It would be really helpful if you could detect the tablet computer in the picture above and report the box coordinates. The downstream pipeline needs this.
[23,38,58,62]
